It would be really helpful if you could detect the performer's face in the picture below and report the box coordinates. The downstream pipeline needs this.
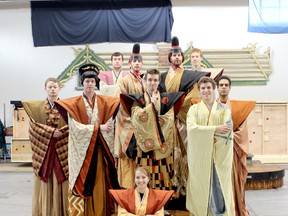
[135,170,149,191]
[171,53,183,66]
[199,82,214,100]
[45,81,60,98]
[130,60,143,73]
[83,78,96,94]
[217,79,231,97]
[190,51,202,69]
[145,74,160,93]
[111,55,123,70]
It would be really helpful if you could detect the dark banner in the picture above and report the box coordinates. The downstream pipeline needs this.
[31,0,174,47]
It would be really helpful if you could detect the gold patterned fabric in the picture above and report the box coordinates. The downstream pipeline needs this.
[22,99,69,216]
[120,91,185,190]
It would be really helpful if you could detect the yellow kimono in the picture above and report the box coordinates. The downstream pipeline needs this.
[115,72,144,189]
[158,66,209,194]
[186,100,234,216]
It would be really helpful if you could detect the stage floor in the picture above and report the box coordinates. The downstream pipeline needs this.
[0,161,287,216]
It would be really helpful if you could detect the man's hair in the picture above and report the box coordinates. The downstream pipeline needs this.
[190,48,203,58]
[198,77,216,90]
[45,77,60,87]
[143,69,161,82]
[216,75,231,87]
[111,52,124,61]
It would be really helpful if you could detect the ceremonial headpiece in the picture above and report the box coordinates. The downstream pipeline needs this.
[168,36,184,63]
[129,43,143,63]
[79,64,100,89]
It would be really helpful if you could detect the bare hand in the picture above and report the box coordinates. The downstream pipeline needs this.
[215,125,231,134]
[100,123,112,132]
[151,91,158,103]
[53,129,63,138]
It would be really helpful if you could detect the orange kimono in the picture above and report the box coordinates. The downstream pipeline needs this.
[55,94,120,216]
[226,99,256,216]
[110,188,173,215]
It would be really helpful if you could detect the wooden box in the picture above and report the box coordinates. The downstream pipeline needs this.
[11,138,32,162]
[247,101,288,163]
[12,108,29,138]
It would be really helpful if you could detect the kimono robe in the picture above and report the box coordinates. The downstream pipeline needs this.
[217,99,256,216]
[186,100,234,216]
[120,91,185,190]
[22,100,69,216]
[98,70,129,157]
[98,70,129,97]
[110,188,173,215]
[55,94,120,216]
[158,66,210,194]
[115,72,144,189]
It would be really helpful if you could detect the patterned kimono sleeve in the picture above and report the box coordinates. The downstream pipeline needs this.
[131,103,162,152]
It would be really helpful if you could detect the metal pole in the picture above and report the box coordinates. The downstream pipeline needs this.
[3,103,6,127]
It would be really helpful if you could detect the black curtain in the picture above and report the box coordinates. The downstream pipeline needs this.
[31,0,174,47]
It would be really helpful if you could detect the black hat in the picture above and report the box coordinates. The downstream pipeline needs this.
[129,43,143,63]
[168,36,184,63]
[79,64,100,89]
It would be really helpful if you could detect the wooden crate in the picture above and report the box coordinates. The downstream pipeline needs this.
[12,108,29,138]
[11,138,32,162]
[11,108,31,162]
[247,101,288,163]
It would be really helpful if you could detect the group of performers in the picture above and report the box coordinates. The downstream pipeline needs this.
[22,36,255,216]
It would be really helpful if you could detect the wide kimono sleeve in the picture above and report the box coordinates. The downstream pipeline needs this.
[186,104,216,215]
[131,102,163,153]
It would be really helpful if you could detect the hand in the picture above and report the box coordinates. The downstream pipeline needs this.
[215,125,231,134]
[100,123,112,132]
[53,129,63,138]
[151,91,158,103]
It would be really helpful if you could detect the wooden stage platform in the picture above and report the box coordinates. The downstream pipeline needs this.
[245,160,285,190]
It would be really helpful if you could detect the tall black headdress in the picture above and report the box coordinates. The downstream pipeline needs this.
[168,36,184,63]
[129,43,143,63]
[79,64,100,89]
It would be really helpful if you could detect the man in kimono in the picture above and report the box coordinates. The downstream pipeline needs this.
[98,52,128,158]
[98,52,129,97]
[55,64,120,216]
[120,69,185,190]
[22,77,69,216]
[115,43,146,189]
[217,75,256,216]
[190,48,203,71]
[187,77,235,216]
[158,36,210,196]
